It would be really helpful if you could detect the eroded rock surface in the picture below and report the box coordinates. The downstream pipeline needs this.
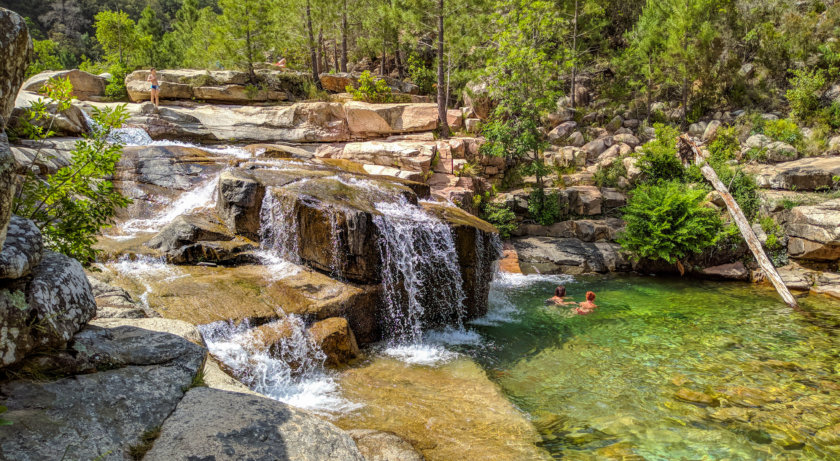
[0,215,42,279]
[145,387,365,461]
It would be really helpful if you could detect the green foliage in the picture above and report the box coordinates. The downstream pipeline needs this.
[26,39,63,78]
[407,55,435,95]
[706,126,740,163]
[455,162,480,177]
[94,10,139,67]
[104,63,131,101]
[786,69,826,121]
[763,118,802,145]
[212,0,276,81]
[14,78,132,264]
[619,181,722,264]
[528,188,561,226]
[706,131,759,220]
[594,160,627,188]
[128,426,162,460]
[481,202,517,239]
[0,405,12,426]
[347,71,393,103]
[637,123,684,183]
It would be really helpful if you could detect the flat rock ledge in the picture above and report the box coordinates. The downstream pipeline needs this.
[0,320,372,461]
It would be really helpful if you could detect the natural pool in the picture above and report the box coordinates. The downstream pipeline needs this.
[336,273,840,460]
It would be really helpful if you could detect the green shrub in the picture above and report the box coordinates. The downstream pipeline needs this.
[482,202,517,239]
[706,131,760,220]
[26,39,63,78]
[346,70,394,103]
[786,69,826,121]
[707,126,740,163]
[104,63,130,101]
[594,160,627,188]
[303,81,331,102]
[637,123,685,183]
[528,188,561,225]
[763,118,802,145]
[14,77,132,264]
[407,55,435,95]
[618,181,723,264]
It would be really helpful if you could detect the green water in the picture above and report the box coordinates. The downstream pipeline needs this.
[465,274,840,460]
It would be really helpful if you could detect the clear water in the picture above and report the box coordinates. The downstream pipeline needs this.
[454,273,840,460]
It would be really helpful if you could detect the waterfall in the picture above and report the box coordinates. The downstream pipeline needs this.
[199,316,359,413]
[259,188,301,263]
[327,207,346,278]
[121,175,220,234]
[373,197,467,345]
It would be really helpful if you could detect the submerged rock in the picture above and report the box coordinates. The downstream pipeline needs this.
[347,429,425,461]
[145,387,365,461]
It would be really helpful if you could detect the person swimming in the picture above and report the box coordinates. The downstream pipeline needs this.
[574,291,597,315]
[547,285,574,305]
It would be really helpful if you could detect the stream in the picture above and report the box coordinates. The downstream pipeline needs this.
[99,132,840,460]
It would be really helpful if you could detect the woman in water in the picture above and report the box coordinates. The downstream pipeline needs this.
[574,291,597,315]
[147,68,160,108]
[547,286,575,305]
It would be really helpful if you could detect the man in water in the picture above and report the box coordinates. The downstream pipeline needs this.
[547,286,574,305]
[574,291,597,315]
[147,68,160,108]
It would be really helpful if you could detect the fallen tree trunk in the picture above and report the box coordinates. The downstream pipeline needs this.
[678,135,799,308]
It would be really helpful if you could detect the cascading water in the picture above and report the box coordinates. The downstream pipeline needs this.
[373,197,467,346]
[199,316,359,413]
[259,188,301,263]
[120,175,220,234]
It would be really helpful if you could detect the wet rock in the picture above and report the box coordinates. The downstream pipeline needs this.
[344,101,439,137]
[700,262,749,281]
[0,7,32,127]
[716,386,780,407]
[675,387,719,406]
[246,143,313,159]
[89,277,148,319]
[0,216,42,279]
[0,325,205,461]
[22,69,106,100]
[309,317,360,367]
[816,423,840,445]
[347,429,424,461]
[707,406,753,423]
[145,387,365,461]
[784,199,840,261]
[512,237,631,275]
[147,212,234,253]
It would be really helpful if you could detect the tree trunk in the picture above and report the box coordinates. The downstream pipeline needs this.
[245,27,255,83]
[333,39,339,73]
[341,0,348,72]
[437,0,450,139]
[647,55,653,122]
[395,39,404,79]
[316,28,324,75]
[677,135,799,309]
[570,0,578,108]
[380,32,387,75]
[306,0,320,88]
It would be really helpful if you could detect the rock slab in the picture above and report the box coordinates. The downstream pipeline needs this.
[145,387,365,461]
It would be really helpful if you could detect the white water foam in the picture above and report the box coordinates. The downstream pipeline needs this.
[253,250,302,281]
[120,175,219,234]
[382,343,458,366]
[108,255,185,311]
[199,318,360,414]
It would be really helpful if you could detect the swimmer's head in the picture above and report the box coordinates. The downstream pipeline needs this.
[586,291,596,302]
[555,286,566,297]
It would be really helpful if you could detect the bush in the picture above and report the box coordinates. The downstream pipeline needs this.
[104,63,131,101]
[763,118,802,145]
[482,202,517,239]
[786,69,826,121]
[637,123,685,183]
[619,181,723,264]
[528,188,561,225]
[707,126,740,163]
[407,55,435,95]
[594,160,627,188]
[14,77,132,263]
[26,39,63,78]
[346,70,394,103]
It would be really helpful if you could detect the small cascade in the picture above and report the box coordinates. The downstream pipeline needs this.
[327,207,346,278]
[199,316,359,413]
[120,175,220,234]
[373,197,467,345]
[259,189,301,263]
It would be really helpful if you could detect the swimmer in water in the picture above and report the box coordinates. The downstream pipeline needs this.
[574,291,597,315]
[547,285,575,305]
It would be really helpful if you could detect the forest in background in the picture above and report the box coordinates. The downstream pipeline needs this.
[1,0,837,120]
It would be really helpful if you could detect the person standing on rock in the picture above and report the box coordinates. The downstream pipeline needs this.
[147,68,160,108]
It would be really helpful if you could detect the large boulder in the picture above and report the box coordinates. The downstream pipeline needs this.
[125,69,311,103]
[145,387,365,461]
[326,140,436,172]
[0,215,43,279]
[462,78,495,120]
[145,211,257,265]
[22,69,107,100]
[344,101,439,137]
[308,317,360,367]
[784,199,840,261]
[0,133,15,251]
[748,157,840,191]
[0,7,32,128]
[12,90,90,136]
[0,325,206,460]
[320,72,358,92]
[512,237,631,274]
